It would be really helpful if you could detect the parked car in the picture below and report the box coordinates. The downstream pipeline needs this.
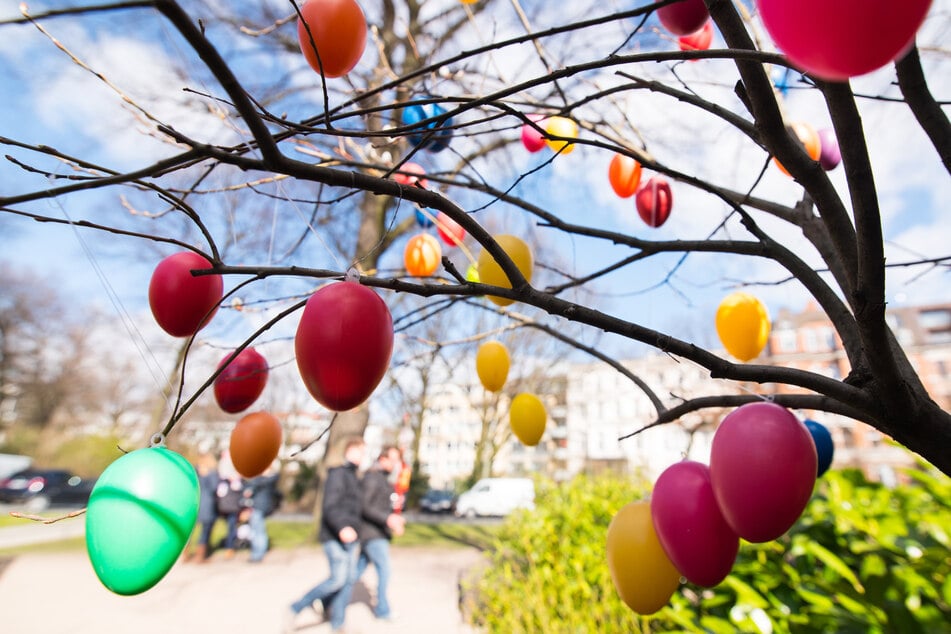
[454,478,534,518]
[0,468,97,511]
[419,489,456,514]
[0,453,32,481]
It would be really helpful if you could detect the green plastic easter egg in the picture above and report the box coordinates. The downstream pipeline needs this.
[85,446,199,595]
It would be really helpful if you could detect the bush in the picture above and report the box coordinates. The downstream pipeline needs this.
[470,468,951,633]
[469,474,652,632]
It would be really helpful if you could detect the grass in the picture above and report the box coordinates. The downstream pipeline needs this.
[265,519,499,550]
[395,522,498,550]
[0,516,500,556]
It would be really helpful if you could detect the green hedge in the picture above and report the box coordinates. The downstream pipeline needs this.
[470,467,951,633]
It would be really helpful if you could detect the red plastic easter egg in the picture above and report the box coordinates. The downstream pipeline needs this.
[756,0,933,81]
[214,347,269,414]
[678,20,714,52]
[520,115,547,153]
[148,252,222,338]
[230,411,283,478]
[635,177,673,228]
[435,212,466,247]
[657,0,710,36]
[404,233,442,276]
[297,0,367,78]
[651,461,739,587]
[295,281,394,411]
[709,402,817,543]
[393,162,428,189]
[608,153,643,198]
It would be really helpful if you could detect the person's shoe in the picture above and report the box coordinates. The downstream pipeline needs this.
[189,544,207,563]
[222,548,235,560]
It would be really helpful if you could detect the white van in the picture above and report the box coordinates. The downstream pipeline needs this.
[454,477,535,518]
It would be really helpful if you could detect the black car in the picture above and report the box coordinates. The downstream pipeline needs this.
[419,489,456,513]
[0,468,96,511]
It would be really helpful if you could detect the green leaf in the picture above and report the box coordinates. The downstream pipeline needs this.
[723,576,770,609]
[796,586,836,612]
[860,553,887,578]
[803,540,865,593]
[699,615,738,634]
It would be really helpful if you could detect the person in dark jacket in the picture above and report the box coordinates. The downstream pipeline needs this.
[285,436,366,633]
[355,446,406,621]
[246,464,280,563]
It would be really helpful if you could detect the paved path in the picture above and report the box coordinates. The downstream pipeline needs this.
[0,545,484,634]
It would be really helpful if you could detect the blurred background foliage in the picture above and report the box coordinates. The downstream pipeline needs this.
[469,466,951,633]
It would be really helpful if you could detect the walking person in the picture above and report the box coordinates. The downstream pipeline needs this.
[187,447,219,562]
[284,436,366,633]
[246,464,280,563]
[355,446,406,621]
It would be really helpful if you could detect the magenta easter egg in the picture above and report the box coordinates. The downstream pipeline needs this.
[521,115,547,153]
[657,0,710,37]
[651,461,739,587]
[817,128,842,171]
[393,162,429,189]
[435,212,466,247]
[214,347,269,414]
[756,0,933,81]
[709,402,817,543]
[295,281,394,411]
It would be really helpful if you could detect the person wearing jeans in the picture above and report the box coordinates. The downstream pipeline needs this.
[285,437,366,633]
[356,446,406,620]
[247,468,279,563]
[290,539,359,623]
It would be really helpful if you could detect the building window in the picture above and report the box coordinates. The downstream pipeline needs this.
[802,329,819,352]
[919,309,951,330]
[774,329,797,353]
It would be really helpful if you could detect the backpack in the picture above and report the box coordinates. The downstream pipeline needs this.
[216,479,244,515]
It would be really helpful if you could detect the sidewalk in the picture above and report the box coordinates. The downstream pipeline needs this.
[0,545,484,634]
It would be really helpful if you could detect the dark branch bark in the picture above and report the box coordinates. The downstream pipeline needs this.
[895,44,951,174]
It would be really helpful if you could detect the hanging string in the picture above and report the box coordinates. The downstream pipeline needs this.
[47,195,175,413]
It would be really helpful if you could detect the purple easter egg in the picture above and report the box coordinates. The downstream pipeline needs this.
[818,128,841,171]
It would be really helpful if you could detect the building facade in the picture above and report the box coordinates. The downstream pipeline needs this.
[405,303,951,489]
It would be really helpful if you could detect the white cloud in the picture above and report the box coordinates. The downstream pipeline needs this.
[21,27,244,167]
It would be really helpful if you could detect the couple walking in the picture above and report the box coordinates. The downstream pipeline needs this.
[284,437,406,632]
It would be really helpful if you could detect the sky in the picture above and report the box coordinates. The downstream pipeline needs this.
[1,0,950,367]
